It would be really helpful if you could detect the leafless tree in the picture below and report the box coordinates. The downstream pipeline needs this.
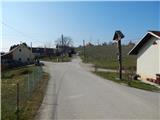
[55,36,73,47]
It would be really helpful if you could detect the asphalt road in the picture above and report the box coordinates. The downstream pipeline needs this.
[35,57,160,120]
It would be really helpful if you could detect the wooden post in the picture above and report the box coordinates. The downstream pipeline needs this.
[113,30,124,80]
[118,40,122,80]
[28,74,30,97]
[16,83,20,120]
[83,40,86,61]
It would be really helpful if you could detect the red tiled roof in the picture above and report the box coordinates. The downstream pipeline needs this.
[149,31,160,37]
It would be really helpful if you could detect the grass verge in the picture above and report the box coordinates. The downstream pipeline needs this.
[20,72,49,120]
[94,71,160,92]
[1,65,49,120]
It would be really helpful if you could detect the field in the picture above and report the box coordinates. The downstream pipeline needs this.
[77,44,136,70]
[1,65,49,120]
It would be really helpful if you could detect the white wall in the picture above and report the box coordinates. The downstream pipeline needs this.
[137,37,159,79]
[158,40,160,73]
[12,44,34,63]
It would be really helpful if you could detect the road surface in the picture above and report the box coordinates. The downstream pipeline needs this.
[35,57,160,120]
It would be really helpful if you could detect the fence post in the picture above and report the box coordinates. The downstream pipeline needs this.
[28,74,30,98]
[37,67,39,82]
[39,67,42,80]
[16,83,20,120]
[32,70,35,91]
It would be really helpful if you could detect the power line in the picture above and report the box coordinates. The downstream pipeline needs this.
[2,22,46,44]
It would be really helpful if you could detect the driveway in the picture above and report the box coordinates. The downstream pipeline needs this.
[35,57,160,120]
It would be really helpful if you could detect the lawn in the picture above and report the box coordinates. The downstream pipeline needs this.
[77,44,136,70]
[1,65,49,120]
[94,71,160,92]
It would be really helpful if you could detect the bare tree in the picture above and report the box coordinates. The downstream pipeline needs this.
[55,35,73,47]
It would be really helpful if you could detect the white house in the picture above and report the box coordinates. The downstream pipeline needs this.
[1,43,34,63]
[129,31,160,81]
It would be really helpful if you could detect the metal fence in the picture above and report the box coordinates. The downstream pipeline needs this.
[1,66,43,120]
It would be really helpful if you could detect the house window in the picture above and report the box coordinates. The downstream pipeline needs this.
[19,49,21,52]
[27,58,30,61]
[19,58,21,61]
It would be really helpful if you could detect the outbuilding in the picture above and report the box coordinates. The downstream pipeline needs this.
[129,31,160,81]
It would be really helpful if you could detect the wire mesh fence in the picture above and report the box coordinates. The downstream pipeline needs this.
[1,66,43,120]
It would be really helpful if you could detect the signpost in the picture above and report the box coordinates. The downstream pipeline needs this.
[113,30,124,80]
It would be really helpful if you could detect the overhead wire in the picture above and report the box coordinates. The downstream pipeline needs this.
[1,21,48,45]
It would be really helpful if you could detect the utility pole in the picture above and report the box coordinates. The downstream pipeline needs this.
[30,42,32,61]
[83,40,86,61]
[113,30,124,80]
[44,45,47,57]
[61,34,64,62]
[31,42,32,53]
[97,39,99,46]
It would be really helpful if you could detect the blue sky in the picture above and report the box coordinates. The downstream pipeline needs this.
[1,1,160,51]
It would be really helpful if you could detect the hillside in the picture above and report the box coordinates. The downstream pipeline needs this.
[77,44,136,70]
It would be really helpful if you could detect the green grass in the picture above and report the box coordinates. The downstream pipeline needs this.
[77,44,136,70]
[94,71,160,92]
[20,72,49,120]
[1,65,34,79]
[40,55,72,62]
[1,65,49,120]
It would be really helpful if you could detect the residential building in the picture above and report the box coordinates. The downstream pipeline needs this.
[1,43,34,64]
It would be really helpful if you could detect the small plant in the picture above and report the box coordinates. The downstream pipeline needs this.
[94,65,98,72]
[124,67,136,86]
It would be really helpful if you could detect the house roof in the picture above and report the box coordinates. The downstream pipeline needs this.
[1,45,20,58]
[128,31,160,55]
[150,31,160,37]
[1,43,30,59]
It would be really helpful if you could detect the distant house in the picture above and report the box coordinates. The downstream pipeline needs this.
[1,43,34,64]
[32,47,55,57]
[129,31,160,81]
[56,45,75,56]
[0,52,5,55]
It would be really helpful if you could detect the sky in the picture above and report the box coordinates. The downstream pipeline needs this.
[1,1,160,52]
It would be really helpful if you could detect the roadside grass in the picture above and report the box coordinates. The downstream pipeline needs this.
[1,65,34,79]
[94,71,160,92]
[1,65,49,120]
[77,44,136,69]
[20,72,49,120]
[40,56,72,62]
